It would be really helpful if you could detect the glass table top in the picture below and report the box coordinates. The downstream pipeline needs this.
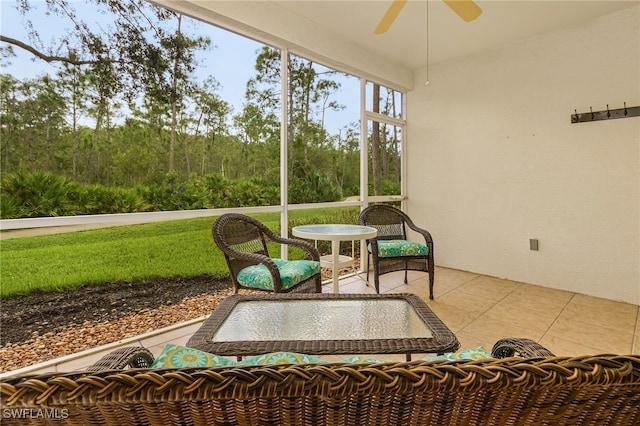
[292,224,377,240]
[212,299,433,342]
[187,293,460,357]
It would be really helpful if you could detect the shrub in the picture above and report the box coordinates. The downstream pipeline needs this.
[0,171,350,219]
[0,193,27,219]
[229,178,279,207]
[0,171,76,217]
[203,174,233,208]
[289,172,342,204]
[96,187,147,213]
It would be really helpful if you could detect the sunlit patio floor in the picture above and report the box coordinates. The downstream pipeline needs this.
[3,266,638,378]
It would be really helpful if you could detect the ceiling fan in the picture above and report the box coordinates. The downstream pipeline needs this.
[374,0,483,34]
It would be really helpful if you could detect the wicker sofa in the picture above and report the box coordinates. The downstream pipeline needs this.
[1,338,638,426]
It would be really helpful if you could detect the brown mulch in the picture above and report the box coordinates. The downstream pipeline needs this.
[0,277,234,373]
[0,266,354,374]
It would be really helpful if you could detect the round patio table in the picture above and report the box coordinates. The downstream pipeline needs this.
[292,224,377,293]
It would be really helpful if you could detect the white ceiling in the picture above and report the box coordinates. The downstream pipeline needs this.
[273,0,638,70]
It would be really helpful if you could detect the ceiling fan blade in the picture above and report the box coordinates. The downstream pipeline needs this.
[443,0,483,22]
[374,0,408,35]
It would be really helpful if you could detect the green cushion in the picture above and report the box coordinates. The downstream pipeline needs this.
[149,346,493,370]
[369,240,428,257]
[152,348,327,368]
[338,355,387,364]
[237,258,320,291]
[422,347,493,362]
[151,344,236,368]
[238,352,327,366]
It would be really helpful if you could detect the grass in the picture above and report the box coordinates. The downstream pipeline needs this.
[0,208,359,298]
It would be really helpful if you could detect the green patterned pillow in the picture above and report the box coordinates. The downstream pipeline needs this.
[338,355,387,364]
[371,240,428,257]
[239,352,328,366]
[151,344,236,368]
[422,347,493,362]
[237,259,320,291]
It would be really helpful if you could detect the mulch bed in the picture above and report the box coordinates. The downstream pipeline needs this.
[0,276,233,373]
[0,267,351,373]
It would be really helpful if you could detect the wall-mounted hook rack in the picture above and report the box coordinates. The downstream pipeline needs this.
[571,103,640,123]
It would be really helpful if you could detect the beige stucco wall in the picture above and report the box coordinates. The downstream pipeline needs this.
[406,6,640,304]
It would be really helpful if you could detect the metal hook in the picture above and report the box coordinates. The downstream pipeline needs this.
[606,104,610,118]
[590,107,594,120]
[574,109,579,122]
[624,102,628,116]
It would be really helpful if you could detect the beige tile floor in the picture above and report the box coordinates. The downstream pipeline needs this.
[4,266,638,377]
[329,266,639,358]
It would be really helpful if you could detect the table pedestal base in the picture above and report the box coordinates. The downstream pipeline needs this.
[320,245,354,293]
[319,255,353,269]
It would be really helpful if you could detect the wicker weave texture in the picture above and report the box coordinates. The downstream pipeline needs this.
[358,205,435,299]
[212,213,321,293]
[2,355,639,425]
[85,346,154,371]
[492,337,556,358]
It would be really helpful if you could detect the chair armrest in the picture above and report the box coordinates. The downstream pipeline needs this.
[491,338,555,359]
[266,230,320,261]
[404,218,434,246]
[86,346,155,371]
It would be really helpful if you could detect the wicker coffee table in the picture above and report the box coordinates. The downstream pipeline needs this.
[187,293,459,361]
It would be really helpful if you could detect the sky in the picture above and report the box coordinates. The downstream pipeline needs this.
[0,0,360,134]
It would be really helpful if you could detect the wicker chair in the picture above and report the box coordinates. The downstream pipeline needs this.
[2,339,639,426]
[212,213,322,293]
[358,204,435,298]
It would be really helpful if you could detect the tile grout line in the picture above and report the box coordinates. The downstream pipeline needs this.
[433,271,482,299]
[468,281,574,346]
[539,293,576,343]
[543,295,638,353]
[450,280,525,342]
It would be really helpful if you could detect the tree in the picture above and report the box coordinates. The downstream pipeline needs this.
[2,1,170,103]
[1,1,210,174]
[17,76,67,172]
[191,77,231,175]
[371,84,382,195]
[245,47,346,202]
[56,57,90,180]
[369,84,402,196]
[155,14,211,172]
[1,1,375,213]
[0,74,21,172]
[233,103,278,145]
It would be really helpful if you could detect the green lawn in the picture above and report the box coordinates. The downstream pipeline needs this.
[0,208,359,298]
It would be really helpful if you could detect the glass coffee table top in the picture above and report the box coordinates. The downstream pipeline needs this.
[213,299,433,342]
[187,293,459,359]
